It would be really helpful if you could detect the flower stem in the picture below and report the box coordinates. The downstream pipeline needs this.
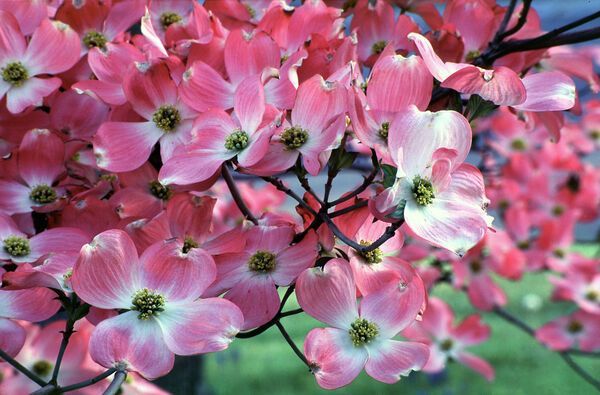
[0,348,46,387]
[103,370,127,395]
[222,163,258,225]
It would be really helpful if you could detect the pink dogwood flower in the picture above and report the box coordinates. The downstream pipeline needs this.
[206,225,318,330]
[71,230,243,379]
[0,12,80,113]
[403,297,494,381]
[536,310,600,352]
[93,62,198,172]
[159,75,275,185]
[296,259,429,389]
[372,106,492,255]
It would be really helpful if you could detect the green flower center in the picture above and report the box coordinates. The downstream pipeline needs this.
[371,40,387,55]
[510,139,526,151]
[378,122,389,141]
[567,320,583,333]
[585,290,598,302]
[182,236,199,254]
[244,3,256,18]
[590,130,599,140]
[32,360,53,377]
[29,184,57,204]
[2,62,29,86]
[552,205,564,216]
[131,288,166,320]
[3,236,30,257]
[149,180,171,201]
[248,250,276,273]
[553,249,565,259]
[359,240,383,264]
[466,50,481,62]
[412,176,434,206]
[342,0,358,12]
[517,240,530,250]
[349,318,379,347]
[469,259,483,273]
[440,338,454,351]
[83,30,107,49]
[160,12,182,28]
[280,127,308,149]
[152,105,181,132]
[224,130,249,151]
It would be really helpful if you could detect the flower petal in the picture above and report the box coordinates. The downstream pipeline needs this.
[24,19,80,75]
[0,318,26,357]
[512,71,576,112]
[364,340,429,384]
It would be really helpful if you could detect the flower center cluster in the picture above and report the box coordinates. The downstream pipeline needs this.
[281,127,308,149]
[349,318,379,346]
[585,290,598,302]
[182,236,199,254]
[469,259,483,274]
[440,338,454,351]
[152,105,181,132]
[149,180,172,201]
[244,3,256,18]
[412,176,434,206]
[83,30,107,49]
[224,129,249,151]
[359,240,383,264]
[567,320,583,334]
[29,184,57,204]
[2,62,29,87]
[160,12,182,28]
[131,288,166,320]
[510,139,527,151]
[378,122,389,141]
[3,236,30,257]
[32,360,53,377]
[371,40,387,55]
[248,250,276,273]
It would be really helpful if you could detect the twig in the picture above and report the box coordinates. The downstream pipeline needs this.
[275,321,310,368]
[103,370,127,395]
[327,149,379,208]
[0,348,46,387]
[329,199,368,218]
[59,369,117,392]
[498,0,533,40]
[280,308,304,318]
[559,353,600,391]
[51,320,76,384]
[491,0,518,46]
[222,164,258,225]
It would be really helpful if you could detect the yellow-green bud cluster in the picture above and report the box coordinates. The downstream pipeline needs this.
[153,105,181,133]
[349,318,379,346]
[281,127,308,149]
[131,288,166,320]
[2,62,28,86]
[248,250,276,273]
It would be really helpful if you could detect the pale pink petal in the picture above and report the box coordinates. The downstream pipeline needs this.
[139,239,216,302]
[292,75,346,134]
[141,8,168,57]
[0,318,25,357]
[123,62,177,120]
[246,224,294,253]
[455,351,495,381]
[29,228,89,260]
[17,128,64,187]
[513,72,576,112]
[103,0,145,41]
[407,33,466,81]
[94,121,163,172]
[296,259,358,329]
[442,66,526,106]
[304,327,367,390]
[0,287,59,321]
[389,106,471,177]
[72,80,126,106]
[368,54,432,112]
[468,275,506,311]
[224,29,280,86]
[0,180,33,215]
[536,321,573,351]
[71,229,140,309]
[225,275,279,330]
[180,61,234,112]
[89,311,174,380]
[166,194,216,242]
[234,75,265,134]
[420,297,454,338]
[157,298,243,355]
[365,340,429,383]
[24,19,80,75]
[271,231,318,285]
[6,77,61,114]
[159,149,231,186]
[0,10,26,59]
[158,119,193,162]
[453,315,490,346]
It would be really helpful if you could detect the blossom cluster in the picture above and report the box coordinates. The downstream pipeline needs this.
[0,0,598,393]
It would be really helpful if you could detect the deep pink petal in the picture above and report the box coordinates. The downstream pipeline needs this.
[455,351,495,381]
[6,77,61,114]
[123,62,177,119]
[407,33,467,81]
[139,239,216,302]
[71,229,140,309]
[18,129,64,187]
[94,121,162,172]
[246,225,294,253]
[453,315,490,346]
[0,318,26,357]
[157,298,243,355]
[234,75,265,134]
[296,259,358,329]
[365,340,429,384]
[159,149,231,186]
[304,327,367,390]
[180,61,234,112]
[271,231,318,285]
[292,75,346,134]
[89,311,174,380]
[224,29,280,86]
[29,228,89,260]
[0,10,26,59]
[0,287,60,321]
[0,180,32,215]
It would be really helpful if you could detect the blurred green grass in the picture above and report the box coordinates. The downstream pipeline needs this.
[204,244,600,395]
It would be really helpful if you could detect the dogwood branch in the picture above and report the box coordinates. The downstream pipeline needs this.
[327,149,379,208]
[58,368,117,392]
[222,163,258,225]
[497,0,533,40]
[103,370,127,395]
[275,321,310,368]
[0,348,46,387]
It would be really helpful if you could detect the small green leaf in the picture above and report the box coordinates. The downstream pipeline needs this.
[465,94,497,122]
[328,147,357,174]
[381,164,397,188]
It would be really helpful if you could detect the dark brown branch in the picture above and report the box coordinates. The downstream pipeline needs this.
[0,348,46,387]
[327,149,379,208]
[497,0,533,40]
[222,164,258,225]
[491,0,519,46]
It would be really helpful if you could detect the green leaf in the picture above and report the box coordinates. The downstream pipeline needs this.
[447,91,463,113]
[381,164,397,188]
[387,199,406,221]
[465,94,497,122]
[328,147,357,174]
